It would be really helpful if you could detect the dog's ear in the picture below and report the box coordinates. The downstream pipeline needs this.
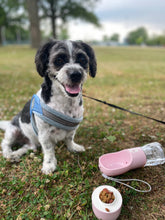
[79,42,97,77]
[35,40,56,77]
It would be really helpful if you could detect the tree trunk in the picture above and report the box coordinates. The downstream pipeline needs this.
[0,27,2,45]
[26,0,41,48]
[51,15,57,39]
[50,0,57,39]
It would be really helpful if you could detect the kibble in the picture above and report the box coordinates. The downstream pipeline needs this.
[99,188,115,204]
[105,208,110,212]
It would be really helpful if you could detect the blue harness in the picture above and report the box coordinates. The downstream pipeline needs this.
[30,95,83,135]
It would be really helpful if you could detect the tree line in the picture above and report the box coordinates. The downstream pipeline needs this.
[103,27,165,46]
[126,27,165,46]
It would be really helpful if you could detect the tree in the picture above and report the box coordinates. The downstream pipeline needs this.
[39,0,100,39]
[0,7,7,44]
[110,33,119,42]
[26,0,41,48]
[5,25,29,43]
[126,27,148,45]
[0,0,25,45]
[103,35,109,42]
[147,34,165,46]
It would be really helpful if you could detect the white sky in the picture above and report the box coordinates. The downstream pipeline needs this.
[67,0,165,42]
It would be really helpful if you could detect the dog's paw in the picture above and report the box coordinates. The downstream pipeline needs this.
[3,151,20,162]
[41,160,57,175]
[10,152,21,162]
[2,148,12,158]
[68,143,85,153]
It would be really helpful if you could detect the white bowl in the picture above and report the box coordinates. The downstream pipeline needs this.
[92,185,122,220]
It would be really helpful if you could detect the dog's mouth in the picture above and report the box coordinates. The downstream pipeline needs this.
[63,83,81,97]
[54,76,81,97]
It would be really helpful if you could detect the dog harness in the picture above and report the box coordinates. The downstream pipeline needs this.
[30,94,83,135]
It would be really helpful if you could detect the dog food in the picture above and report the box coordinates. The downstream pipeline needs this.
[99,188,115,204]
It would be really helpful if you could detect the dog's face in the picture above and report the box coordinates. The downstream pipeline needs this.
[35,40,97,101]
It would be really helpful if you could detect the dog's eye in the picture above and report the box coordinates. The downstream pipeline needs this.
[54,54,68,67]
[76,54,88,67]
[56,57,64,66]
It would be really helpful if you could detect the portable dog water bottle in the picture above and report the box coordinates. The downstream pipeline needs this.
[99,142,165,177]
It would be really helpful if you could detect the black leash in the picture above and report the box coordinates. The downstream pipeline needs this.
[83,94,165,125]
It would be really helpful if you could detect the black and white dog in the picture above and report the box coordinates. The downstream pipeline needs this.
[0,40,97,174]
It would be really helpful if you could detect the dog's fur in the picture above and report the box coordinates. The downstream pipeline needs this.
[0,40,97,174]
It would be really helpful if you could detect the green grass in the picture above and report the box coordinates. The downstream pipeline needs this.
[0,45,165,219]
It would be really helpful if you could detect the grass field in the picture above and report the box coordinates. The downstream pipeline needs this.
[0,45,165,220]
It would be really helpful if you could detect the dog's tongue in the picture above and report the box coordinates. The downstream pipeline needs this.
[65,84,81,94]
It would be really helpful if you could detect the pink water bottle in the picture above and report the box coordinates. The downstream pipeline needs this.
[99,142,165,177]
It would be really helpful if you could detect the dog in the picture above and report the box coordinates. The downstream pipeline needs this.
[0,40,97,174]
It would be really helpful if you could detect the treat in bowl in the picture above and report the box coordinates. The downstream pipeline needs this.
[99,188,115,204]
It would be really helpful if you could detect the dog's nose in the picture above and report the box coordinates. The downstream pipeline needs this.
[70,71,82,83]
